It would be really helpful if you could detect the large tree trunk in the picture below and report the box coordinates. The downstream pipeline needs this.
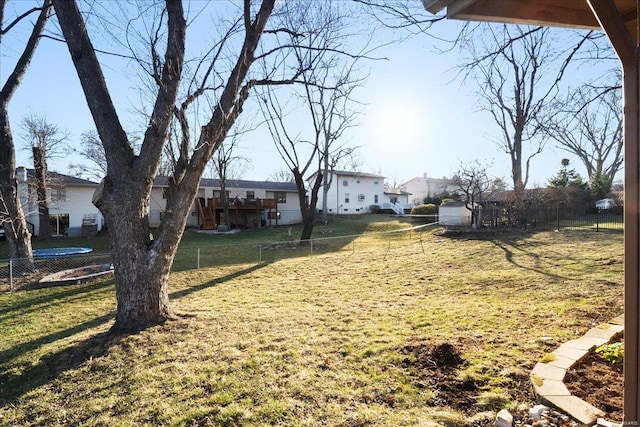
[95,172,191,332]
[54,0,276,334]
[296,168,322,241]
[0,107,35,266]
[32,146,51,239]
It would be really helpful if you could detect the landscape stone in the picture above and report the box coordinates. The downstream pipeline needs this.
[547,354,577,370]
[563,336,608,351]
[495,409,513,427]
[532,362,566,381]
[585,327,621,340]
[533,378,571,397]
[552,345,588,364]
[541,395,604,426]
[529,404,551,420]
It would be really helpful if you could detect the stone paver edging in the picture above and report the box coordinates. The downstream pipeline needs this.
[530,314,624,426]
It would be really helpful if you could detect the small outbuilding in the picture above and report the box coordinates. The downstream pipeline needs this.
[438,201,472,227]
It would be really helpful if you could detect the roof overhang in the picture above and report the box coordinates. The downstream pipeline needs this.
[423,0,637,39]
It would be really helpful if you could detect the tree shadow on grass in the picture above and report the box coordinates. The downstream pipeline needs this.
[443,229,571,280]
[0,263,272,404]
[170,261,272,300]
[0,316,117,405]
[0,280,113,318]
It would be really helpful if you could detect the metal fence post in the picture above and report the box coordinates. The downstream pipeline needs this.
[197,247,200,270]
[259,244,262,263]
[310,239,313,257]
[596,210,600,232]
[9,258,13,291]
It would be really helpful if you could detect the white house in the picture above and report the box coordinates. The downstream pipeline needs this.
[382,188,413,214]
[150,177,302,229]
[402,174,459,205]
[12,168,302,237]
[16,167,104,237]
[310,170,385,215]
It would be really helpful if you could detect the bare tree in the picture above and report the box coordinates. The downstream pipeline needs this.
[20,113,68,239]
[460,26,564,201]
[260,1,366,240]
[542,85,623,197]
[0,0,51,264]
[452,160,503,227]
[268,168,295,183]
[52,0,357,333]
[68,130,106,180]
[452,22,611,205]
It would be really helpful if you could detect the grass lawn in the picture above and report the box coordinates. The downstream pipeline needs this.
[0,217,623,426]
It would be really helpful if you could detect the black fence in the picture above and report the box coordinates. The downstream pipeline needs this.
[479,203,623,232]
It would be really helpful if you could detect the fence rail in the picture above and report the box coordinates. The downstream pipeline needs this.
[1,206,622,292]
[1,223,439,291]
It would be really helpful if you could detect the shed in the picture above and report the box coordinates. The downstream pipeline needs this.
[438,201,472,227]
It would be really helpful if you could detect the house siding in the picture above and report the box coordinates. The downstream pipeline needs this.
[402,175,459,205]
[18,171,103,237]
[315,171,385,214]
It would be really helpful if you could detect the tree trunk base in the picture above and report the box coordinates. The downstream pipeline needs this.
[108,311,179,335]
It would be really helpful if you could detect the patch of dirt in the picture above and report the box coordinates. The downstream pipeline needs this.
[399,340,479,413]
[565,350,623,422]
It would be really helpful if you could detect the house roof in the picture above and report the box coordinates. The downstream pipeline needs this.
[307,169,385,181]
[423,0,636,34]
[23,168,98,186]
[154,176,298,192]
[384,189,411,196]
[439,200,467,208]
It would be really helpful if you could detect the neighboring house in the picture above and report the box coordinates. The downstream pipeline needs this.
[402,174,459,205]
[150,177,302,229]
[381,188,412,214]
[16,166,104,237]
[310,170,385,214]
[438,201,472,227]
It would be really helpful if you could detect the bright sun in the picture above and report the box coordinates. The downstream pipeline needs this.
[372,102,423,143]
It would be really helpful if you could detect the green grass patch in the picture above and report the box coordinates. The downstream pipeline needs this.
[0,219,624,425]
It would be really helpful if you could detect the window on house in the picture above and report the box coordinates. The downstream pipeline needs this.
[356,179,360,184]
[246,190,255,199]
[343,179,348,186]
[49,213,70,236]
[374,194,379,204]
[274,192,286,203]
[345,193,350,203]
[358,194,365,201]
[374,180,379,185]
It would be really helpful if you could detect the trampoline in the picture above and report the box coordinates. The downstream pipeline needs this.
[32,247,93,258]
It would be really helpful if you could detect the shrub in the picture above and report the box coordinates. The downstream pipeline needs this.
[411,204,438,216]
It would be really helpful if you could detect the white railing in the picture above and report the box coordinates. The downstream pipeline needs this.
[381,202,403,215]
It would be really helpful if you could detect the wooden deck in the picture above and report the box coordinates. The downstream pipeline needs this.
[196,197,279,230]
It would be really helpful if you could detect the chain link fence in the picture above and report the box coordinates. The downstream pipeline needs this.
[0,253,112,291]
[1,222,439,291]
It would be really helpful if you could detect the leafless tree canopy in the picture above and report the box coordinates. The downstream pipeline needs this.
[260,0,369,239]
[542,85,623,189]
[455,25,605,196]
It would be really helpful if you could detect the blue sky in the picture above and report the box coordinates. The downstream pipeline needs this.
[3,2,619,189]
